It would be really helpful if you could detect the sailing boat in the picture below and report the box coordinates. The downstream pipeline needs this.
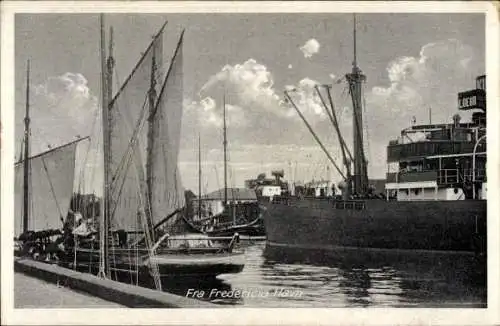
[189,95,265,238]
[14,60,89,261]
[60,15,244,284]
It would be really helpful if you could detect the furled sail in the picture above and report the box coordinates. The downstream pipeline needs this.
[108,26,164,232]
[150,31,186,228]
[14,140,80,236]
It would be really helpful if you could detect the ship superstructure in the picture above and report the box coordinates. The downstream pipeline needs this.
[385,75,486,202]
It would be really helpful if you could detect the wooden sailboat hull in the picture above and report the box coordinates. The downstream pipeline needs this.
[204,217,265,237]
[150,253,245,277]
[61,247,245,279]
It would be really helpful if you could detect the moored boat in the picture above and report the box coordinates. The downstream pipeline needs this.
[14,60,89,262]
[189,188,264,237]
[16,15,245,286]
[69,16,244,284]
[187,96,265,238]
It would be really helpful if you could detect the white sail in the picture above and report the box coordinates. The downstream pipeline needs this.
[150,32,186,227]
[108,28,164,232]
[14,141,79,236]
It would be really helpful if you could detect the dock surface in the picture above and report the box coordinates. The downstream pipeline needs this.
[14,258,216,308]
[15,272,124,308]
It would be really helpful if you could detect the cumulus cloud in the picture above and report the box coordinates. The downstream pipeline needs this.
[300,38,320,58]
[184,97,246,129]
[288,64,293,69]
[186,59,289,133]
[285,78,327,119]
[182,58,341,151]
[364,38,480,177]
[187,59,338,132]
[366,39,476,134]
[17,72,98,155]
[199,59,285,113]
[181,38,482,185]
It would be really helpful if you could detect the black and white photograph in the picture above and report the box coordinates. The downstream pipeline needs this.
[1,1,498,325]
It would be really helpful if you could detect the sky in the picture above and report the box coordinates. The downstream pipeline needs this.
[14,13,485,195]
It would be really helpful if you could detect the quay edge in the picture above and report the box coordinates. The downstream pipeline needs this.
[14,259,218,308]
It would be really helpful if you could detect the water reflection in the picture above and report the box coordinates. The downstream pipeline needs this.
[162,277,242,305]
[338,268,372,306]
[214,241,486,307]
[111,240,486,307]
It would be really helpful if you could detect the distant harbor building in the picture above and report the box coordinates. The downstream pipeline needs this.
[192,188,257,221]
[259,185,282,200]
[245,170,288,201]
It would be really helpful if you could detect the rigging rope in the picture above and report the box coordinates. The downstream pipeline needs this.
[110,95,149,192]
[127,232,133,284]
[108,93,150,282]
[110,81,162,289]
[161,128,181,224]
[18,139,25,226]
[135,208,140,286]
[17,139,24,163]
[227,149,236,204]
[89,193,96,274]
[109,95,149,220]
[40,157,64,222]
[85,123,101,275]
[131,155,162,291]
[362,83,371,164]
[28,152,34,231]
[214,165,221,194]
[346,81,367,179]
[77,111,99,193]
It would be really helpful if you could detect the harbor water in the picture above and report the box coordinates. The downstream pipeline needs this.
[163,241,486,308]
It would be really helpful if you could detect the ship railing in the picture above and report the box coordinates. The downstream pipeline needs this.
[462,168,486,182]
[214,220,242,228]
[387,168,486,185]
[437,169,459,184]
[272,196,367,210]
[332,200,366,210]
[272,196,289,204]
[151,232,240,253]
[437,168,486,185]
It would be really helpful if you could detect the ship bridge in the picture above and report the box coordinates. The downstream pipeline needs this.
[384,75,487,201]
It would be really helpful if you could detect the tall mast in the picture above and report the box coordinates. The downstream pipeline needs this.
[146,30,159,239]
[353,14,357,69]
[223,94,228,206]
[198,134,202,220]
[345,13,368,195]
[22,60,31,234]
[99,14,111,278]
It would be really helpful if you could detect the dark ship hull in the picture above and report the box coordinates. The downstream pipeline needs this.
[264,197,486,258]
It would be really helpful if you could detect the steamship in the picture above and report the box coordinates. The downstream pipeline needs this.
[264,17,486,273]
